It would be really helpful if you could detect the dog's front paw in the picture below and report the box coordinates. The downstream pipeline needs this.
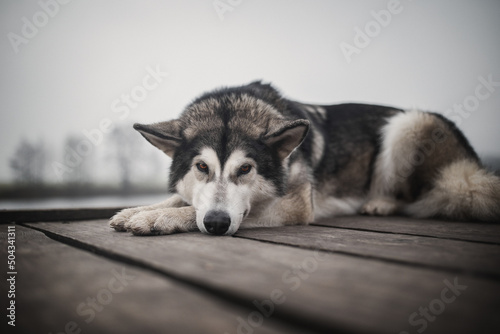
[361,198,399,216]
[109,207,141,231]
[126,207,196,236]
[109,207,144,232]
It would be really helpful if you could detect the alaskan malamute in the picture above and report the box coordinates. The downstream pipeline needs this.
[110,81,500,235]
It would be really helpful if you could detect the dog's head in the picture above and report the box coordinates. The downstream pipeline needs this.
[134,83,309,235]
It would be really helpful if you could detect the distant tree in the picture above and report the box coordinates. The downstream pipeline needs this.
[133,142,169,188]
[9,139,47,184]
[108,123,143,191]
[62,135,91,185]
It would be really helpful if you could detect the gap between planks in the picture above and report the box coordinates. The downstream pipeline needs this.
[233,233,499,281]
[313,216,500,245]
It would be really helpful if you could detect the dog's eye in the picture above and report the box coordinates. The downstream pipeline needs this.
[196,163,209,173]
[238,164,252,175]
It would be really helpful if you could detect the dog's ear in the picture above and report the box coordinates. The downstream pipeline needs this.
[264,119,310,160]
[133,121,182,158]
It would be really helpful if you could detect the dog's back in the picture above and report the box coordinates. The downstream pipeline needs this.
[291,97,500,222]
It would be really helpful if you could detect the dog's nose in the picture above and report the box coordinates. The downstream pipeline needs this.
[203,210,231,235]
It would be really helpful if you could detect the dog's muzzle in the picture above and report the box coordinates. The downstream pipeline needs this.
[203,210,231,235]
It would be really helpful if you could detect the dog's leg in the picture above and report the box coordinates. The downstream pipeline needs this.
[361,110,454,217]
[361,152,403,216]
[109,194,188,231]
[277,182,315,225]
[361,142,408,216]
[125,206,197,235]
[243,182,314,228]
[360,113,415,216]
[360,129,405,216]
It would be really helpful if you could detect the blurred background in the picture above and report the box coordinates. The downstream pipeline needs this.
[1,0,499,209]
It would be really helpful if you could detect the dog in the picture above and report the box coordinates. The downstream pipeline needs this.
[109,81,500,236]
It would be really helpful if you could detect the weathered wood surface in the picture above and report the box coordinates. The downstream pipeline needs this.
[0,225,308,334]
[236,225,500,278]
[8,209,498,244]
[314,215,500,244]
[25,220,500,334]
[0,207,125,223]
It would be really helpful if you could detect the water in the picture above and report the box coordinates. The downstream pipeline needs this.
[0,194,170,210]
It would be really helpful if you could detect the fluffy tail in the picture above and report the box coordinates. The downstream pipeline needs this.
[404,159,500,222]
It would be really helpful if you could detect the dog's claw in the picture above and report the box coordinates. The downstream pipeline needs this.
[150,226,161,235]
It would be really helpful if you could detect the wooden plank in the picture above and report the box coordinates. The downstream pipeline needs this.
[25,220,500,334]
[235,225,500,279]
[313,215,500,244]
[0,207,125,223]
[0,225,310,334]
[6,209,498,244]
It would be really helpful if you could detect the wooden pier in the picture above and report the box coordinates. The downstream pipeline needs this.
[1,208,499,334]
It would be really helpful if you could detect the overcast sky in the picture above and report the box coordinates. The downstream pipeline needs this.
[1,0,499,183]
